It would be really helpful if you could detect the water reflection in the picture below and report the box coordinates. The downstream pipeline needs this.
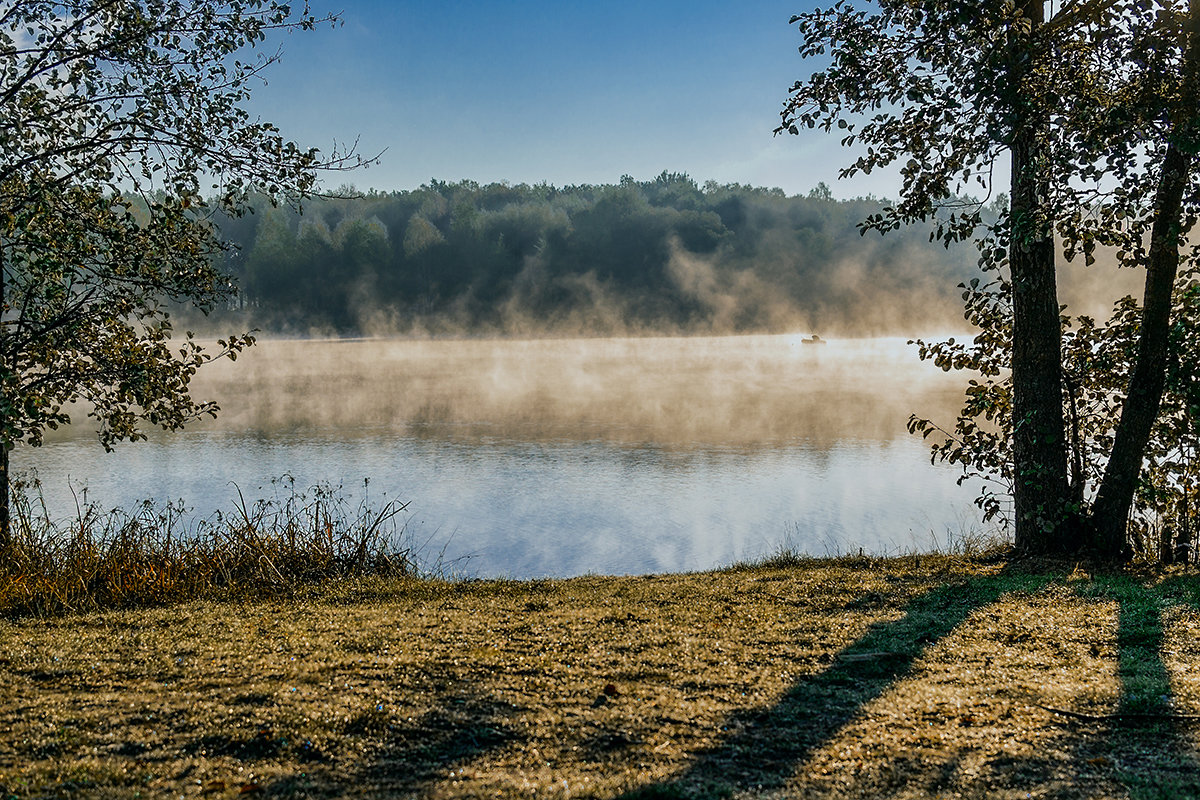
[24,335,982,576]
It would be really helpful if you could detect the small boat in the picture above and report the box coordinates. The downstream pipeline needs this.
[801,334,827,345]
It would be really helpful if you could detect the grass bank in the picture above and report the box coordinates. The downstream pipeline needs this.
[0,477,414,617]
[2,554,1199,799]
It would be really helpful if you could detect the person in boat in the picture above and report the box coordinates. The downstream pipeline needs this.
[801,334,826,345]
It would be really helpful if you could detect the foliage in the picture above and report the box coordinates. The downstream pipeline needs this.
[1,176,255,449]
[910,267,1200,560]
[0,1,365,535]
[1135,277,1200,559]
[200,174,981,336]
[0,1,344,204]
[782,0,1200,557]
[907,275,1015,526]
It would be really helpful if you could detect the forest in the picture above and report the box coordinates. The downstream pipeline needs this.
[201,172,994,337]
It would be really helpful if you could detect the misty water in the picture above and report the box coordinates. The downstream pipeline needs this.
[20,335,988,577]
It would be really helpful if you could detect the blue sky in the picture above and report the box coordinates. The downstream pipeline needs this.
[247,0,900,198]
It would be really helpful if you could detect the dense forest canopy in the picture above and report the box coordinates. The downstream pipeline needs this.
[202,172,1010,337]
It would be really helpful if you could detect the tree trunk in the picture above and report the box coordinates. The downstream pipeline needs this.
[0,239,7,552]
[1009,0,1074,554]
[1089,1,1199,557]
[0,444,7,552]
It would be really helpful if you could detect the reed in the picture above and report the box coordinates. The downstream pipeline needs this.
[0,475,413,617]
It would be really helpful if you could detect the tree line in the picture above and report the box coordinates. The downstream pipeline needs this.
[202,174,985,336]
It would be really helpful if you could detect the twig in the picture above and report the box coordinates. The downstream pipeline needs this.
[837,651,905,662]
[1037,704,1200,723]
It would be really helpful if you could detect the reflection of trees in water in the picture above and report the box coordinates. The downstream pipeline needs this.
[188,336,965,452]
[20,337,981,577]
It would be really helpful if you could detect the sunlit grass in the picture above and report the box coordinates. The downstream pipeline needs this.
[1,557,1197,798]
[742,517,1012,572]
[0,475,413,617]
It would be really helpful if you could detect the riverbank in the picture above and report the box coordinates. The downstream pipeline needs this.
[2,554,1199,799]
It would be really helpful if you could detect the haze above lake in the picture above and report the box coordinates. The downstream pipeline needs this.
[22,335,986,577]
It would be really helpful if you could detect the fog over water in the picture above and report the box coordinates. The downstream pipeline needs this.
[24,335,988,577]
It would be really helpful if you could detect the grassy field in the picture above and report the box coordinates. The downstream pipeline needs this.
[2,554,1199,799]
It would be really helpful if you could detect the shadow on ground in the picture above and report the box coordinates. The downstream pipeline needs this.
[1069,577,1200,800]
[616,571,1043,798]
[618,570,1200,800]
[253,679,525,798]
[220,568,1200,799]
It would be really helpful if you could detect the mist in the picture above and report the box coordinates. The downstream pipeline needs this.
[194,174,1155,343]
[193,175,1000,340]
[30,335,983,575]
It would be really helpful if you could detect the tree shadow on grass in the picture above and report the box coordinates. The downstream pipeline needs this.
[1071,576,1200,800]
[238,569,1200,799]
[254,681,527,798]
[619,569,1048,799]
[355,689,523,794]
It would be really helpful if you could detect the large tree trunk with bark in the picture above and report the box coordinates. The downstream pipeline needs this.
[1089,0,1200,558]
[1009,0,1075,554]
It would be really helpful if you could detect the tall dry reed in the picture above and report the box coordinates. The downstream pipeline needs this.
[0,474,412,616]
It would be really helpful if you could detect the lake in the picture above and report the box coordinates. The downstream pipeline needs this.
[18,334,990,577]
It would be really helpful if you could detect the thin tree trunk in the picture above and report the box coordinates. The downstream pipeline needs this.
[0,444,7,552]
[0,237,7,552]
[1089,129,1196,557]
[1009,0,1074,553]
[1088,0,1199,558]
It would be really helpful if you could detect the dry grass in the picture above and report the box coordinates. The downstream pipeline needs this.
[0,476,413,616]
[1,555,1198,799]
